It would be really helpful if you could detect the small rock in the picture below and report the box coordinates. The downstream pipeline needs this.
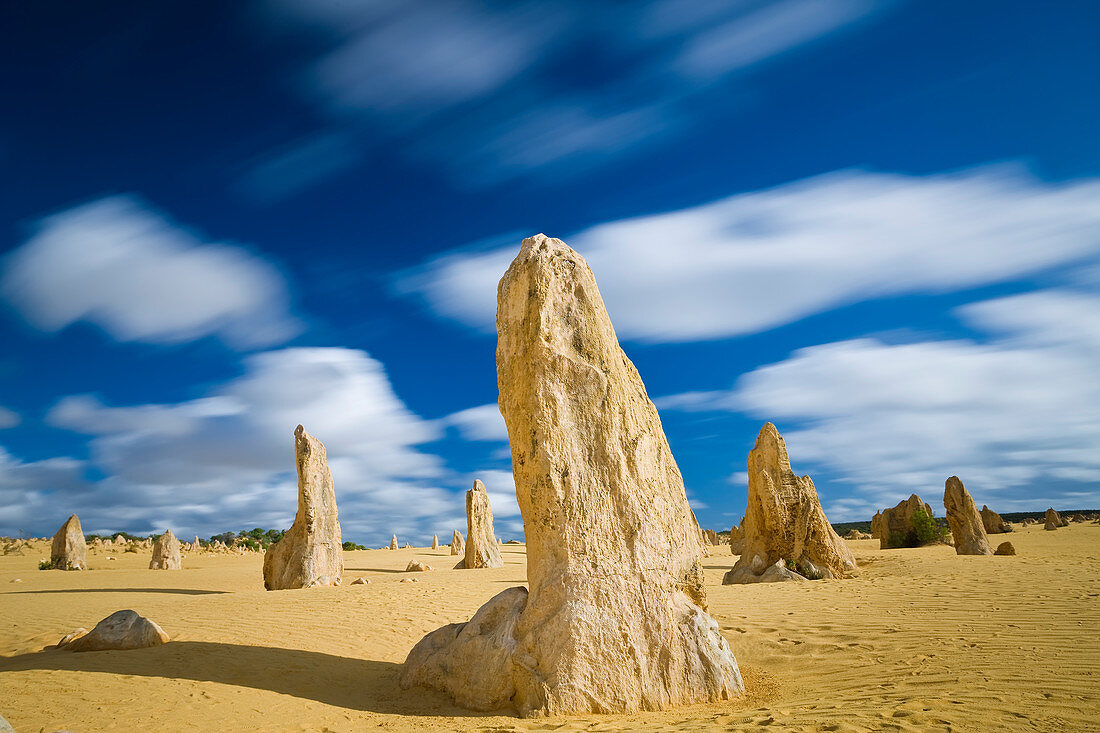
[400,578,417,583]
[405,560,433,572]
[61,610,169,652]
[350,577,370,585]
[994,542,1016,556]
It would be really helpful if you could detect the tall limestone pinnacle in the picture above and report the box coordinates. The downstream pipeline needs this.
[263,425,343,589]
[724,423,857,583]
[50,514,87,570]
[401,234,743,716]
[457,479,504,569]
[943,476,993,555]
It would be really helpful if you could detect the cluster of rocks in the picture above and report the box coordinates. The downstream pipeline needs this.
[1044,507,1069,531]
[400,235,743,716]
[845,529,873,540]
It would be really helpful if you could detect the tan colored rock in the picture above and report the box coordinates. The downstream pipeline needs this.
[455,480,503,570]
[724,424,857,584]
[390,535,398,550]
[980,505,1011,534]
[263,425,343,590]
[1045,507,1068,527]
[57,628,87,647]
[873,494,936,549]
[432,534,439,550]
[149,529,182,570]
[702,528,719,546]
[729,522,744,555]
[62,610,169,651]
[943,477,993,555]
[49,515,87,571]
[350,577,370,585]
[406,560,433,572]
[113,534,126,546]
[450,530,464,556]
[845,529,873,540]
[402,235,742,716]
[994,541,1016,555]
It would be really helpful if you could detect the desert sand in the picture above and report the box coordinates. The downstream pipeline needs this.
[1,523,1098,732]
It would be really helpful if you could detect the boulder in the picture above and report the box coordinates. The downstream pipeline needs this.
[943,477,993,555]
[1045,507,1065,529]
[455,480,503,570]
[873,494,936,549]
[263,425,343,590]
[149,529,181,570]
[723,424,857,584]
[49,515,87,570]
[451,530,464,556]
[980,505,1011,534]
[432,534,439,550]
[994,541,1016,556]
[61,610,169,651]
[401,235,742,716]
[406,560,433,572]
[1072,514,1085,523]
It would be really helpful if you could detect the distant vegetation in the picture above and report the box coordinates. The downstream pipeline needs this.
[211,528,286,550]
[885,509,949,549]
[342,541,368,551]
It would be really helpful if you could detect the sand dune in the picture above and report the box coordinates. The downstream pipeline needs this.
[1,524,1098,732]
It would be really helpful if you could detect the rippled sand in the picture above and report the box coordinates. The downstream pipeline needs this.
[1,523,1097,732]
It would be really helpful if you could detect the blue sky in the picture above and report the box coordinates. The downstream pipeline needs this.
[1,0,1098,544]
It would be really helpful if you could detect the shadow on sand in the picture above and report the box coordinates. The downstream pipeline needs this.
[0,641,500,717]
[10,588,225,596]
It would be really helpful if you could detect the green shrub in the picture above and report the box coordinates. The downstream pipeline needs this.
[887,509,948,548]
[38,559,53,570]
[342,541,367,551]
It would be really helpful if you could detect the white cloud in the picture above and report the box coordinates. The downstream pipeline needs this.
[0,406,19,429]
[252,0,884,192]
[441,403,508,442]
[401,166,1100,342]
[662,289,1100,518]
[28,347,485,544]
[1,196,300,348]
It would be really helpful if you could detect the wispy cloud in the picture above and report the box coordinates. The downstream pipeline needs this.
[0,406,18,429]
[441,403,508,442]
[1,196,301,348]
[250,0,888,195]
[661,289,1100,518]
[400,165,1100,342]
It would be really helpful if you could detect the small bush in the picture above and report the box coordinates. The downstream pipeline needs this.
[38,559,53,570]
[342,541,367,551]
[887,509,948,548]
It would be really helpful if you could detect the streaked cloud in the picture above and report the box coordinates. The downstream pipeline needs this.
[441,403,508,442]
[1,196,300,348]
[401,166,1100,342]
[0,406,19,429]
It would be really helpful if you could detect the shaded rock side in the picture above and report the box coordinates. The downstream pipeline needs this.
[994,541,1016,556]
[874,494,935,549]
[456,479,504,569]
[50,514,87,571]
[263,425,343,590]
[943,476,993,555]
[62,610,169,651]
[729,522,744,555]
[1045,507,1067,528]
[451,530,464,556]
[724,423,857,584]
[149,529,181,570]
[405,235,743,717]
[980,505,1011,534]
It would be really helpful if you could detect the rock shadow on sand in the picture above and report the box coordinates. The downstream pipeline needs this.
[0,641,499,717]
[10,588,226,596]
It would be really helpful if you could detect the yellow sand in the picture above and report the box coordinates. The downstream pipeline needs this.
[1,524,1098,732]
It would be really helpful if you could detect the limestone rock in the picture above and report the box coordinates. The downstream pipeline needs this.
[980,505,1011,534]
[994,541,1016,555]
[702,529,719,546]
[432,534,439,550]
[406,560,433,572]
[1045,507,1068,528]
[873,494,935,549]
[263,425,343,590]
[57,628,87,647]
[404,235,743,716]
[62,610,169,651]
[49,515,87,571]
[845,529,872,540]
[149,529,182,570]
[390,535,398,550]
[943,477,993,555]
[1044,518,1058,530]
[451,530,464,556]
[729,523,744,555]
[455,480,503,570]
[350,577,370,585]
[724,424,857,584]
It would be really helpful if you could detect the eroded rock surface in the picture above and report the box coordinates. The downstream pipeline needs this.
[873,494,935,549]
[994,541,1016,556]
[62,610,169,651]
[943,476,993,556]
[980,505,1011,534]
[723,424,857,584]
[456,480,503,570]
[263,425,343,590]
[451,530,464,556]
[50,515,87,571]
[149,529,181,570]
[401,235,742,716]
